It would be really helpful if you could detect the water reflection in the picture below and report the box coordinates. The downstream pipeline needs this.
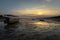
[17,20,60,32]
[0,20,60,40]
[29,21,60,32]
[31,21,60,26]
[32,21,49,25]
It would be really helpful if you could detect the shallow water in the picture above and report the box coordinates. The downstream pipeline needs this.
[18,20,60,31]
[0,20,60,40]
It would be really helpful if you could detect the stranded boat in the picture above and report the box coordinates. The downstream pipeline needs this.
[0,15,19,30]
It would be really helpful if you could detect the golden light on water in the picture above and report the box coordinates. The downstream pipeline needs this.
[33,21,49,25]
[32,21,49,28]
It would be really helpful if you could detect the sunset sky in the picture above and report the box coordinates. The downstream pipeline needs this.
[0,0,60,17]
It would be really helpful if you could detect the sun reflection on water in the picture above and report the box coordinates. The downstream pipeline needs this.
[31,21,50,28]
[31,21,60,29]
[32,21,49,25]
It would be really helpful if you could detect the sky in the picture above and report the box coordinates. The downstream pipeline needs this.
[0,0,60,17]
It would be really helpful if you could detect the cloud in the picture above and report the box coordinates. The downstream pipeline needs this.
[11,5,60,16]
[11,7,60,16]
[45,0,52,2]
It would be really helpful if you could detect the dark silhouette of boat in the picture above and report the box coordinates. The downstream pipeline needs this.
[0,15,19,31]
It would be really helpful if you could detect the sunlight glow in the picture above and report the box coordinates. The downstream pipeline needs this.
[12,8,59,16]
[37,12,43,15]
[33,21,49,25]
[32,21,49,28]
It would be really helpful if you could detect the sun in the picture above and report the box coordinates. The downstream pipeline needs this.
[37,12,43,15]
